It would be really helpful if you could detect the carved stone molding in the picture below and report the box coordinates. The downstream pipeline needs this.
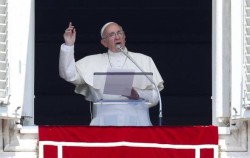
[2,119,38,152]
[219,120,248,152]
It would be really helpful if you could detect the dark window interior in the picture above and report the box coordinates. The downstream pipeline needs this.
[35,0,212,126]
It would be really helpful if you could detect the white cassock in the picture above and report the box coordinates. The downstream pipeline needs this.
[59,44,164,126]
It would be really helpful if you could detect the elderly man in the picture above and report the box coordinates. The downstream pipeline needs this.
[59,22,164,126]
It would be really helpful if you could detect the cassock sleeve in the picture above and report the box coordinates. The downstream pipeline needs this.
[137,88,159,107]
[59,44,84,85]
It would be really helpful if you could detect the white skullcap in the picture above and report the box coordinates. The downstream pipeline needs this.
[100,22,115,38]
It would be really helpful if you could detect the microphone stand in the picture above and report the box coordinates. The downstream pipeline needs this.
[117,45,163,126]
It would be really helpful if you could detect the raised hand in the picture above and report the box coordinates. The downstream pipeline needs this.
[63,22,76,46]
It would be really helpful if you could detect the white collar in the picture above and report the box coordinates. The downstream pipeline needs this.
[107,47,128,56]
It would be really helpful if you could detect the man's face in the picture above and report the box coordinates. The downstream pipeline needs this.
[101,23,126,52]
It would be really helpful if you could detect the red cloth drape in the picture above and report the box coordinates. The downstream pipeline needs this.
[39,126,218,158]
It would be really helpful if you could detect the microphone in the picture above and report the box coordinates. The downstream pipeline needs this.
[116,45,163,126]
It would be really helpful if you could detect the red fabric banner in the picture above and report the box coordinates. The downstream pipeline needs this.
[39,126,218,158]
